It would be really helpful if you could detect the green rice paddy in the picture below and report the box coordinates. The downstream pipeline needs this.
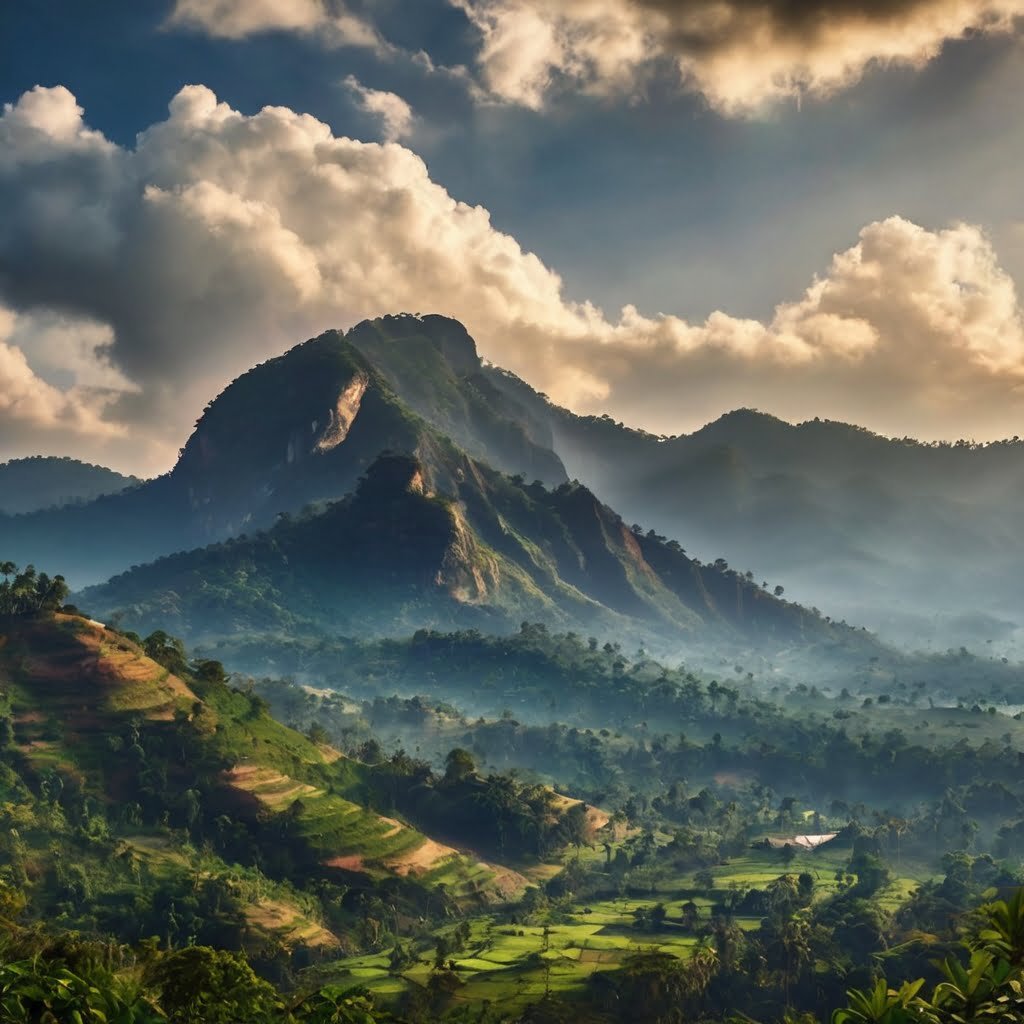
[323,841,932,1010]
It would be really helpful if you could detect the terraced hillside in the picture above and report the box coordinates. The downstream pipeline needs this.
[0,612,531,959]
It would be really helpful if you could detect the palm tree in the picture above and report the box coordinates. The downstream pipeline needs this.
[10,565,36,614]
[832,978,926,1024]
[977,888,1024,965]
[932,950,1009,1022]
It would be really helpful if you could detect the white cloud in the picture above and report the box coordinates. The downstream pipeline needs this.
[0,306,128,450]
[451,0,1024,114]
[0,84,1023,474]
[7,311,134,393]
[596,217,1024,441]
[343,75,415,141]
[167,0,388,52]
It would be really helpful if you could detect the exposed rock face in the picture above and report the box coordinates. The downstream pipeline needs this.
[439,501,499,603]
[315,374,369,452]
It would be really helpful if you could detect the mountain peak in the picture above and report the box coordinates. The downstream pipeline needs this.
[345,314,565,484]
[698,408,787,435]
[348,313,481,376]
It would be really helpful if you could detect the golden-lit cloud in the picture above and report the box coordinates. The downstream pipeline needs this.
[0,307,128,447]
[164,0,1024,114]
[453,0,1024,113]
[1,85,1022,473]
[167,0,387,51]
[342,75,416,141]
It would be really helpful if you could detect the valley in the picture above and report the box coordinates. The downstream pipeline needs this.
[2,317,1024,1023]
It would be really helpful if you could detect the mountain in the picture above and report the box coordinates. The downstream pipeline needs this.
[10,311,994,658]
[345,314,565,485]
[0,456,139,514]
[79,446,865,661]
[0,609,532,955]
[0,313,886,657]
[0,317,568,587]
[484,371,1024,650]
[0,331,434,585]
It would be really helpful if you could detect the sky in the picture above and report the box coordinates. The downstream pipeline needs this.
[1,0,1023,475]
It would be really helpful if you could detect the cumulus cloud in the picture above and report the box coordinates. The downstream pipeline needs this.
[451,0,1024,114]
[597,217,1024,440]
[342,75,415,141]
[167,0,388,53]
[0,306,128,452]
[1,83,1023,474]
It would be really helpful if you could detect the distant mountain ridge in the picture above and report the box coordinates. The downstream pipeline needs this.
[0,456,139,514]
[483,370,1024,649]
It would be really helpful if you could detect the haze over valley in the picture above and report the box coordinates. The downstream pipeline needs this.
[3,4,1024,1022]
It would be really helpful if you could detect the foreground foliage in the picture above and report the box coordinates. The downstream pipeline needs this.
[0,935,396,1023]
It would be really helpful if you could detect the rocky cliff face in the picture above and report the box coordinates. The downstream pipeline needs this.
[171,333,421,539]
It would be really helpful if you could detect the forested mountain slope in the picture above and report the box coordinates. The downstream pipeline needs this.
[79,448,858,656]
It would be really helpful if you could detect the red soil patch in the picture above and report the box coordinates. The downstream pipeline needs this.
[323,854,366,872]
[550,794,611,835]
[484,864,531,900]
[713,771,750,787]
[244,901,341,949]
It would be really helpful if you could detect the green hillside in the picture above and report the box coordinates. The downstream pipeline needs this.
[79,447,857,657]
[4,599,1024,1022]
[0,610,534,953]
